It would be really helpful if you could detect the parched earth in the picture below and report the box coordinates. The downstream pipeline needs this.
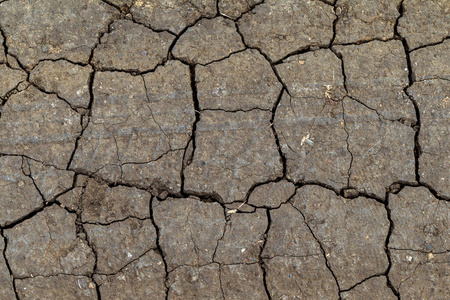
[0,0,449,299]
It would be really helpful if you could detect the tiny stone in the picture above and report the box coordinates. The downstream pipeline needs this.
[389,183,402,194]
[342,188,359,199]
[158,190,169,200]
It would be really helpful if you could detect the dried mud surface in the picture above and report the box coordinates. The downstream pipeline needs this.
[0,0,448,299]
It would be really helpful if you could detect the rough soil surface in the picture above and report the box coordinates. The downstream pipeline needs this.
[0,0,448,299]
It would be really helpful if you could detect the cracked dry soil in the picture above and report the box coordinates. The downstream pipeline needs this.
[0,0,448,299]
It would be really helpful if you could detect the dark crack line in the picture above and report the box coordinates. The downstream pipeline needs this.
[93,61,169,75]
[88,15,119,66]
[169,18,247,65]
[394,0,421,185]
[71,184,103,299]
[414,76,450,83]
[81,215,150,227]
[339,273,386,293]
[149,196,170,300]
[330,47,348,93]
[180,64,201,194]
[80,223,102,300]
[215,0,220,17]
[6,149,426,208]
[212,207,228,263]
[222,175,287,211]
[409,36,450,53]
[273,44,331,65]
[20,157,47,203]
[0,200,57,231]
[289,203,342,298]
[201,107,271,113]
[388,247,450,254]
[268,0,335,64]
[0,153,52,164]
[261,253,322,260]
[95,247,158,278]
[383,192,401,298]
[316,0,336,6]
[1,229,19,299]
[331,46,355,189]
[333,37,399,47]
[247,186,299,211]
[259,209,272,300]
[185,141,286,206]
[167,15,219,61]
[64,33,102,171]
[7,53,30,74]
[120,148,185,167]
[0,24,9,60]
[29,82,80,113]
[254,49,292,97]
[100,0,134,15]
[0,23,28,74]
[10,272,98,281]
[166,261,221,275]
[127,13,177,36]
[343,93,409,125]
[0,79,25,101]
[382,181,449,202]
[0,80,27,119]
[232,20,293,98]
[270,87,287,177]
[198,47,246,66]
[341,101,353,188]
[325,2,339,38]
[29,57,90,70]
[142,76,172,151]
[294,181,387,206]
[272,39,404,66]
[232,0,267,22]
[406,90,422,183]
[66,75,95,170]
[218,263,226,300]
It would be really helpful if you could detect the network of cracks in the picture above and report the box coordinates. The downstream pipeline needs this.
[0,0,448,299]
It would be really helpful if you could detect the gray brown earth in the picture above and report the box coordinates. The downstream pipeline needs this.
[0,0,449,299]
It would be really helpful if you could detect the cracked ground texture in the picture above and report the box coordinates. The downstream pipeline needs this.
[0,0,448,299]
